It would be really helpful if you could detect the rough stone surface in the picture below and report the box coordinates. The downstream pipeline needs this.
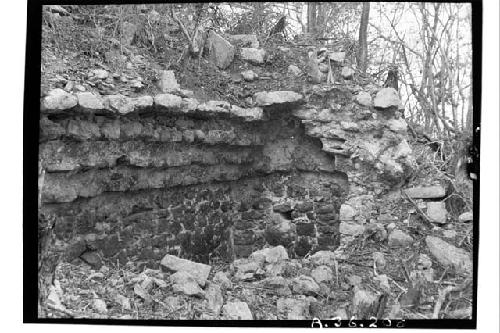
[425,236,472,274]
[388,229,414,247]
[277,298,311,320]
[42,88,78,111]
[311,265,333,283]
[427,202,448,224]
[241,69,258,82]
[340,222,365,236]
[158,70,180,93]
[213,271,233,289]
[171,271,205,297]
[161,255,211,287]
[404,186,446,199]
[154,93,183,110]
[291,275,320,295]
[458,211,473,223]
[355,91,372,106]
[373,88,401,109]
[249,245,289,263]
[222,301,253,320]
[207,31,235,69]
[254,91,303,106]
[241,48,266,64]
[205,283,223,315]
[339,204,356,221]
[77,92,105,110]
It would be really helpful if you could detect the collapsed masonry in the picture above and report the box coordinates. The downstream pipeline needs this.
[39,85,415,267]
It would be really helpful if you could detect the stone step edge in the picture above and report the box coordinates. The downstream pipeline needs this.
[40,89,304,121]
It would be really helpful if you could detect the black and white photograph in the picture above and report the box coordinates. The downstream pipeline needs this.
[17,0,497,330]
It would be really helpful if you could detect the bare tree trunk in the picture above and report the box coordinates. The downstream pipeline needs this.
[357,2,370,73]
[307,2,317,34]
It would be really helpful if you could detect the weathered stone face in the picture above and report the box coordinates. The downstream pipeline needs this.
[39,83,414,267]
[40,90,349,267]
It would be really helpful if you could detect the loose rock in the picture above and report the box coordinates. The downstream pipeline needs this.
[355,91,372,106]
[291,275,320,295]
[222,301,253,320]
[425,236,472,274]
[458,211,473,223]
[241,69,258,82]
[388,229,414,247]
[158,70,180,93]
[404,186,446,199]
[373,88,401,109]
[427,202,448,224]
[161,254,211,287]
[207,31,235,69]
[241,48,266,65]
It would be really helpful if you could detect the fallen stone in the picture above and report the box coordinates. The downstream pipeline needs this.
[160,254,211,287]
[47,286,65,311]
[373,88,401,109]
[310,251,338,266]
[347,275,363,287]
[355,91,372,106]
[92,69,109,80]
[249,245,289,264]
[213,271,233,289]
[241,47,266,65]
[158,70,180,93]
[255,91,303,106]
[241,69,258,82]
[341,66,355,79]
[404,185,446,199]
[425,236,472,274]
[417,254,433,270]
[427,202,448,224]
[170,271,205,297]
[287,65,302,76]
[311,265,333,284]
[205,283,223,316]
[207,31,235,69]
[222,301,253,320]
[277,298,311,320]
[458,211,473,223]
[92,298,108,314]
[388,229,414,247]
[291,275,320,296]
[42,88,78,111]
[115,294,131,310]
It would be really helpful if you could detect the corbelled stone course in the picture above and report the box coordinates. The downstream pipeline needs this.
[39,84,413,267]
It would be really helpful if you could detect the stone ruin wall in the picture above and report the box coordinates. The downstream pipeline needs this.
[39,86,414,268]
